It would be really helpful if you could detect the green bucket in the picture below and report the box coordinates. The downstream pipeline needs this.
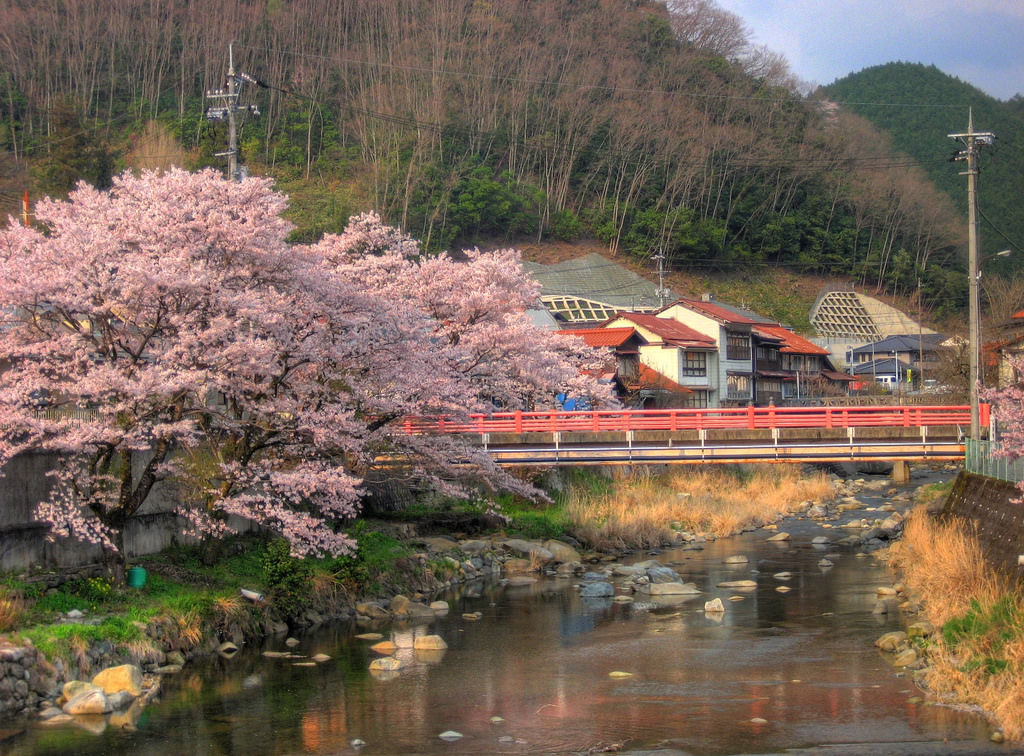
[126,566,147,589]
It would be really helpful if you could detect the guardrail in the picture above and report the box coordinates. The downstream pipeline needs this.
[403,404,983,435]
[965,439,1024,484]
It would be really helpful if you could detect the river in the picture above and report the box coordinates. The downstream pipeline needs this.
[2,475,1020,755]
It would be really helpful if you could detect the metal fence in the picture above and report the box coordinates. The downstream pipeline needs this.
[966,439,1024,484]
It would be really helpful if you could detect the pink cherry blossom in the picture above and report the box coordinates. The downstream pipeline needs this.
[0,170,612,566]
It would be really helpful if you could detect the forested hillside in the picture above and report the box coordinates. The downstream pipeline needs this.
[0,0,970,315]
[825,63,1024,274]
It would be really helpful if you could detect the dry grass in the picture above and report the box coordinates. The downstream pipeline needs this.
[0,587,24,633]
[889,507,1006,626]
[892,507,1024,740]
[565,465,832,550]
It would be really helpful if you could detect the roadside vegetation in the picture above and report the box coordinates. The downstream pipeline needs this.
[890,501,1024,740]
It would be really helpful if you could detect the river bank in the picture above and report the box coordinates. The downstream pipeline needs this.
[0,462,1004,753]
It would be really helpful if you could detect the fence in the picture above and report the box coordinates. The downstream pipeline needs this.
[965,439,1024,484]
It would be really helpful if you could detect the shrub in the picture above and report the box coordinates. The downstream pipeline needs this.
[260,539,312,621]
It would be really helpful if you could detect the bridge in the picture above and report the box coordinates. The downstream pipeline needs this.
[406,404,985,474]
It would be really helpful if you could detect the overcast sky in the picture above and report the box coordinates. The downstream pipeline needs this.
[714,0,1024,101]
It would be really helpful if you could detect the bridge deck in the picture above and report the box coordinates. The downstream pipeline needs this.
[411,405,979,466]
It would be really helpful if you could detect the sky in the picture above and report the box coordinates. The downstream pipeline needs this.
[714,0,1024,101]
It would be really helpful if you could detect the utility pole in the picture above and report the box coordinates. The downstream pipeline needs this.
[21,190,29,227]
[653,251,670,307]
[205,43,261,181]
[949,109,995,441]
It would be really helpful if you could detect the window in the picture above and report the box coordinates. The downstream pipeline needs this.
[726,332,751,361]
[682,351,707,376]
[727,373,751,400]
[684,390,709,408]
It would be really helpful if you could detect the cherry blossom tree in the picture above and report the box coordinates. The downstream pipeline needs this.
[984,362,1024,472]
[0,169,383,569]
[0,170,611,571]
[310,212,614,498]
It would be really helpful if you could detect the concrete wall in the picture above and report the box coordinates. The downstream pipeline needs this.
[942,471,1024,574]
[0,451,256,572]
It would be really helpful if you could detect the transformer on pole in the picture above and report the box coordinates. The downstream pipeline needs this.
[205,43,261,181]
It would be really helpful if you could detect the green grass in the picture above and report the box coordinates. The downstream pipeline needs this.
[21,616,148,663]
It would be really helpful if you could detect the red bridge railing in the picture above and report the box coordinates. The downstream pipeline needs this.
[403,404,985,435]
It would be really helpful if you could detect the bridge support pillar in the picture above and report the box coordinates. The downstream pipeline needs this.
[892,460,911,485]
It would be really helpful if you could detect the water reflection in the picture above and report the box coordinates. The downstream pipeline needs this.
[1,509,1007,756]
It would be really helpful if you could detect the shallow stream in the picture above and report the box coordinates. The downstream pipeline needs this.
[3,475,1020,755]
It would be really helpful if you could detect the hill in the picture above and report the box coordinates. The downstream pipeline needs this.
[0,1,968,317]
[824,63,1024,271]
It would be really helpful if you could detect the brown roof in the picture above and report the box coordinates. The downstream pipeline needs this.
[558,326,640,348]
[608,313,715,349]
[755,324,830,355]
[672,298,762,325]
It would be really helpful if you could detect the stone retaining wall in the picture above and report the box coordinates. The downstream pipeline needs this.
[0,644,56,719]
[942,470,1024,575]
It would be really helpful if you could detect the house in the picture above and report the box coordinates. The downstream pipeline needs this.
[654,296,853,406]
[756,324,854,400]
[597,313,716,407]
[846,334,947,390]
[849,357,912,391]
[557,326,645,399]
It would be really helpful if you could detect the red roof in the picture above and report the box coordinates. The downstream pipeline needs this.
[755,324,829,355]
[558,326,640,348]
[673,299,762,325]
[609,313,715,349]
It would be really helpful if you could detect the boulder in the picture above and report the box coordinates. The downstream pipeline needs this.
[641,582,701,596]
[907,621,935,639]
[646,565,681,584]
[892,648,918,667]
[368,657,403,672]
[355,601,391,620]
[413,635,448,650]
[503,558,533,574]
[501,539,554,564]
[389,595,411,615]
[63,688,111,716]
[92,664,143,698]
[704,598,725,613]
[106,690,136,711]
[580,582,614,597]
[419,536,460,553]
[543,539,581,564]
[62,680,96,703]
[370,641,397,655]
[766,532,790,542]
[875,631,908,652]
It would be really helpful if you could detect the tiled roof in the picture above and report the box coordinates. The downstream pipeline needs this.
[558,327,640,348]
[673,298,762,325]
[609,313,715,349]
[755,324,829,355]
